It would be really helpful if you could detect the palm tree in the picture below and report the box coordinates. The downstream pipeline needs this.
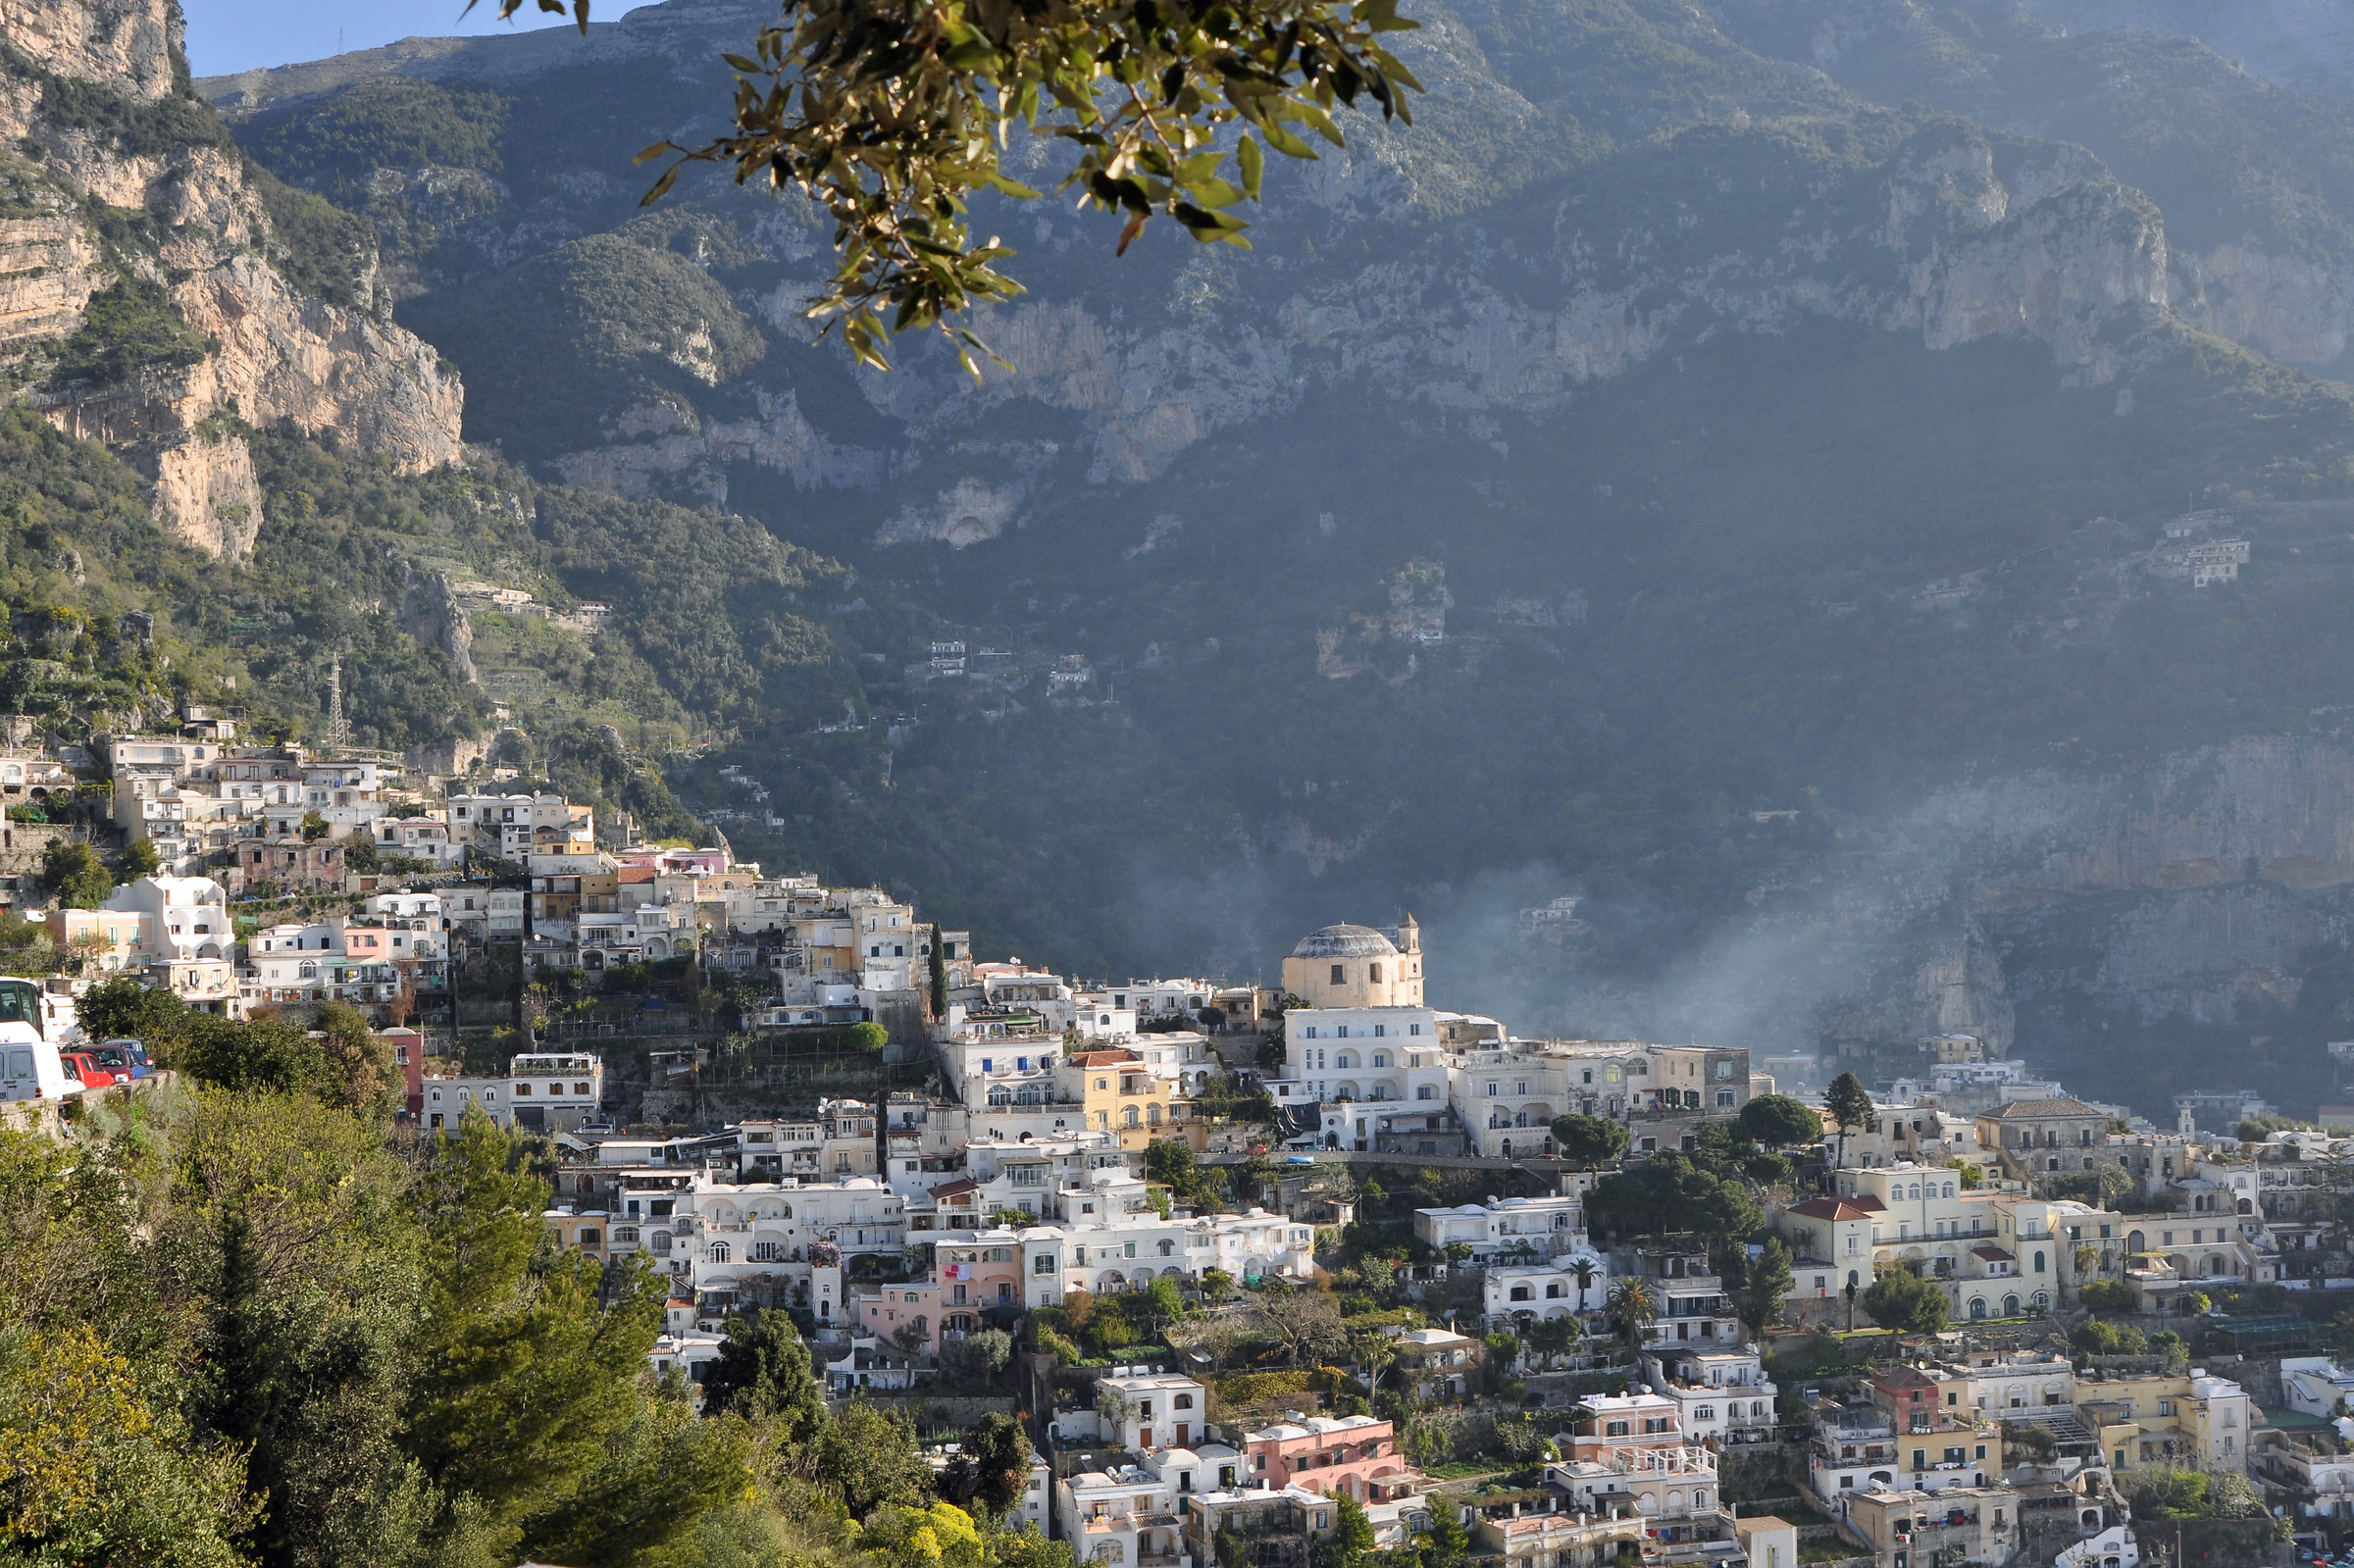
[1608,1277,1658,1357]
[1353,1329,1399,1396]
[1571,1256,1601,1313]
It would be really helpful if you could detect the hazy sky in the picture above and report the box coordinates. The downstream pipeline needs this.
[180,0,586,77]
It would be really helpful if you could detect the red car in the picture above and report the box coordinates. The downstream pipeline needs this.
[59,1052,126,1090]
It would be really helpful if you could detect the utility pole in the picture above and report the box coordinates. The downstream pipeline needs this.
[510,857,536,1051]
[443,916,459,1042]
[326,654,349,752]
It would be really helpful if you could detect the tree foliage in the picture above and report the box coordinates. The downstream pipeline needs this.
[1736,1094,1822,1149]
[1860,1268,1948,1335]
[1824,1073,1872,1161]
[41,838,111,909]
[1587,1151,1762,1245]
[1548,1114,1630,1170]
[1738,1238,1794,1337]
[548,0,1429,370]
[701,1309,826,1436]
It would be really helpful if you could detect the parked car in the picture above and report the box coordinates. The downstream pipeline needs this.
[92,1039,153,1079]
[59,1052,126,1090]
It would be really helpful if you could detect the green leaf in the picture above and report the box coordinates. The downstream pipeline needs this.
[985,173,1043,199]
[722,53,763,72]
[1260,122,1318,159]
[639,164,681,206]
[1295,101,1347,147]
[1238,135,1263,198]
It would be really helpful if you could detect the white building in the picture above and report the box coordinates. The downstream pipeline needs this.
[375,814,463,868]
[1413,1194,1588,1263]
[1484,1254,1610,1322]
[1097,1372,1211,1451]
[304,761,389,829]
[1055,1465,1190,1568]
[2280,1357,2354,1420]
[420,1075,512,1129]
[1641,1347,1776,1446]
[508,1051,605,1132]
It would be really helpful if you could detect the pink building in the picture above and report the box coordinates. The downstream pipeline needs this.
[1242,1414,1410,1502]
[938,1231,1026,1339]
[855,1281,943,1349]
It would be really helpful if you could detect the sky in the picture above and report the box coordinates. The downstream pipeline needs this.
[180,0,587,77]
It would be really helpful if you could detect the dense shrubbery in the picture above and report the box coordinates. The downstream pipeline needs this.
[2,1062,1080,1568]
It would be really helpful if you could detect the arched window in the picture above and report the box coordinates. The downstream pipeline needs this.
[2032,1249,2045,1273]
[297,961,317,979]
[1175,1393,1194,1409]
[1545,1283,1564,1298]
[1416,1086,1436,1100]
[1510,1286,1532,1301]
[1335,1051,1357,1069]
[1123,1107,1139,1127]
[709,1242,730,1263]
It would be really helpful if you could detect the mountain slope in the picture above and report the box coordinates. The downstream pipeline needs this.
[201,0,2354,1116]
[0,0,464,553]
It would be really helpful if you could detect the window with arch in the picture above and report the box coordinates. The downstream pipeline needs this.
[1372,1053,1389,1068]
[708,1241,730,1263]
[1416,1086,1436,1100]
[297,961,318,979]
[1123,1107,1139,1127]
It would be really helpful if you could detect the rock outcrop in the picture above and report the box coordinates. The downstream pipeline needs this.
[398,565,477,683]
[0,0,462,554]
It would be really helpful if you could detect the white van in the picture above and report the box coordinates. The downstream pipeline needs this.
[0,976,79,1102]
[0,1039,77,1101]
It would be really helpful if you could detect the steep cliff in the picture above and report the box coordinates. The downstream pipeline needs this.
[1708,0,2354,376]
[0,0,461,554]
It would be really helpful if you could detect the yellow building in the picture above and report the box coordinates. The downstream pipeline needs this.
[2079,1369,2253,1475]
[1059,1048,1199,1150]
[47,907,150,972]
[1280,919,1423,1008]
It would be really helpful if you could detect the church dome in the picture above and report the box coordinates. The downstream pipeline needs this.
[1291,924,1399,959]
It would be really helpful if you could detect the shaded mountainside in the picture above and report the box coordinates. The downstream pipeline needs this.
[183,0,2354,1115]
[0,0,857,840]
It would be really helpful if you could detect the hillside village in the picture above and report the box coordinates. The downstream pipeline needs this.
[10,726,2354,1568]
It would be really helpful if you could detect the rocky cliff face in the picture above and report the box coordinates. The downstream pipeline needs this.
[0,0,461,554]
[1708,0,2354,376]
[198,0,2188,511]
